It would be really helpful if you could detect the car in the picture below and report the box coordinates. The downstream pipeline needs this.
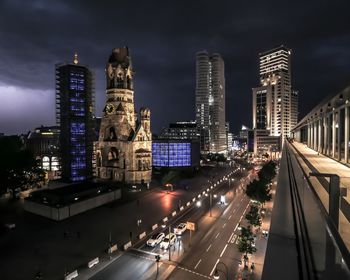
[129,185,141,192]
[146,232,165,247]
[174,223,187,235]
[160,233,176,250]
[262,229,269,238]
[164,183,174,192]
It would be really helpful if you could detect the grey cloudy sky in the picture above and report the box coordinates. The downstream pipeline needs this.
[0,0,349,135]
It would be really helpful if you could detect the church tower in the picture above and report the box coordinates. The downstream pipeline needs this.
[95,47,152,184]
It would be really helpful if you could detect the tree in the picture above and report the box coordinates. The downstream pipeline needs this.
[258,161,276,184]
[245,179,271,204]
[245,205,262,227]
[0,136,45,199]
[237,226,257,268]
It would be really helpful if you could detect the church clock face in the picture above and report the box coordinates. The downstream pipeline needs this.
[105,103,115,115]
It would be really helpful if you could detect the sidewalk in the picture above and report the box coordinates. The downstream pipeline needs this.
[237,178,276,280]
[291,141,350,250]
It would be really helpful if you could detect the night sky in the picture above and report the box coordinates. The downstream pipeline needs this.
[0,0,349,135]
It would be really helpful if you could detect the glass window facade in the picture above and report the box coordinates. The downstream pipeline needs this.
[152,142,191,167]
[256,90,267,129]
[56,63,93,182]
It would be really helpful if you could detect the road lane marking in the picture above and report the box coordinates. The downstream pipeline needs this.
[231,234,238,243]
[194,259,202,269]
[210,259,220,276]
[215,232,220,239]
[234,223,239,231]
[178,266,212,279]
[228,215,232,220]
[206,244,212,252]
[228,232,234,243]
[220,244,228,257]
[222,223,226,228]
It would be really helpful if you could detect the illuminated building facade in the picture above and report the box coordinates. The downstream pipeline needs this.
[252,45,298,141]
[195,51,227,154]
[26,126,60,180]
[95,47,152,184]
[55,54,94,182]
[152,140,200,168]
[253,129,281,158]
[158,121,200,140]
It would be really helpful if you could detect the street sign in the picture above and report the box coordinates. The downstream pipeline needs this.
[187,222,195,231]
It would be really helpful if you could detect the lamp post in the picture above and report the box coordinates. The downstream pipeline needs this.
[209,193,213,217]
[168,225,171,261]
[213,261,229,280]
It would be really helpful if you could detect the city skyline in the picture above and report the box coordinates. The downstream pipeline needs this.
[0,1,350,136]
[1,1,350,279]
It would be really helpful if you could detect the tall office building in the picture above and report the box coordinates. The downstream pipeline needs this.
[252,45,298,140]
[195,51,227,154]
[158,121,200,141]
[56,53,94,182]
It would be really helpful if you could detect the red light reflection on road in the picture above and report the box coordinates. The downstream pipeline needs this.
[161,193,172,211]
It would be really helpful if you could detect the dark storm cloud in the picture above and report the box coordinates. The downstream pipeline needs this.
[0,0,349,135]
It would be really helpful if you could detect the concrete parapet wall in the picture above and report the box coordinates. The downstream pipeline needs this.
[24,189,121,221]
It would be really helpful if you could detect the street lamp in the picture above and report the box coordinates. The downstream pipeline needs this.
[168,225,172,261]
[209,193,213,217]
[213,261,228,280]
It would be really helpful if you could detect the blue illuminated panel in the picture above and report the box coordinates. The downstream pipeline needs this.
[69,70,87,181]
[152,143,169,167]
[152,142,191,167]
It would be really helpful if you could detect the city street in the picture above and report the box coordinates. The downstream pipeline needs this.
[168,181,251,280]
[88,170,257,280]
[0,164,249,279]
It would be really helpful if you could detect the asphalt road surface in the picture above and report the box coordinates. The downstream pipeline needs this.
[90,171,254,280]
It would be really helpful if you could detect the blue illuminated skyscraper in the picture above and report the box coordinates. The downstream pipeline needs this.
[56,53,94,182]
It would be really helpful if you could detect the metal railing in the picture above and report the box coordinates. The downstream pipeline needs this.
[286,141,350,279]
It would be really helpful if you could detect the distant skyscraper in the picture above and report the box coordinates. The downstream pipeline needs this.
[158,121,200,141]
[195,51,227,154]
[252,45,298,140]
[55,53,94,182]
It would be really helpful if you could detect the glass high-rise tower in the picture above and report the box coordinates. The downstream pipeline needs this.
[195,51,227,154]
[252,45,298,140]
[55,53,94,182]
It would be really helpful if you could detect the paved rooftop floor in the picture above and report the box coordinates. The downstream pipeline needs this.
[291,141,350,251]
